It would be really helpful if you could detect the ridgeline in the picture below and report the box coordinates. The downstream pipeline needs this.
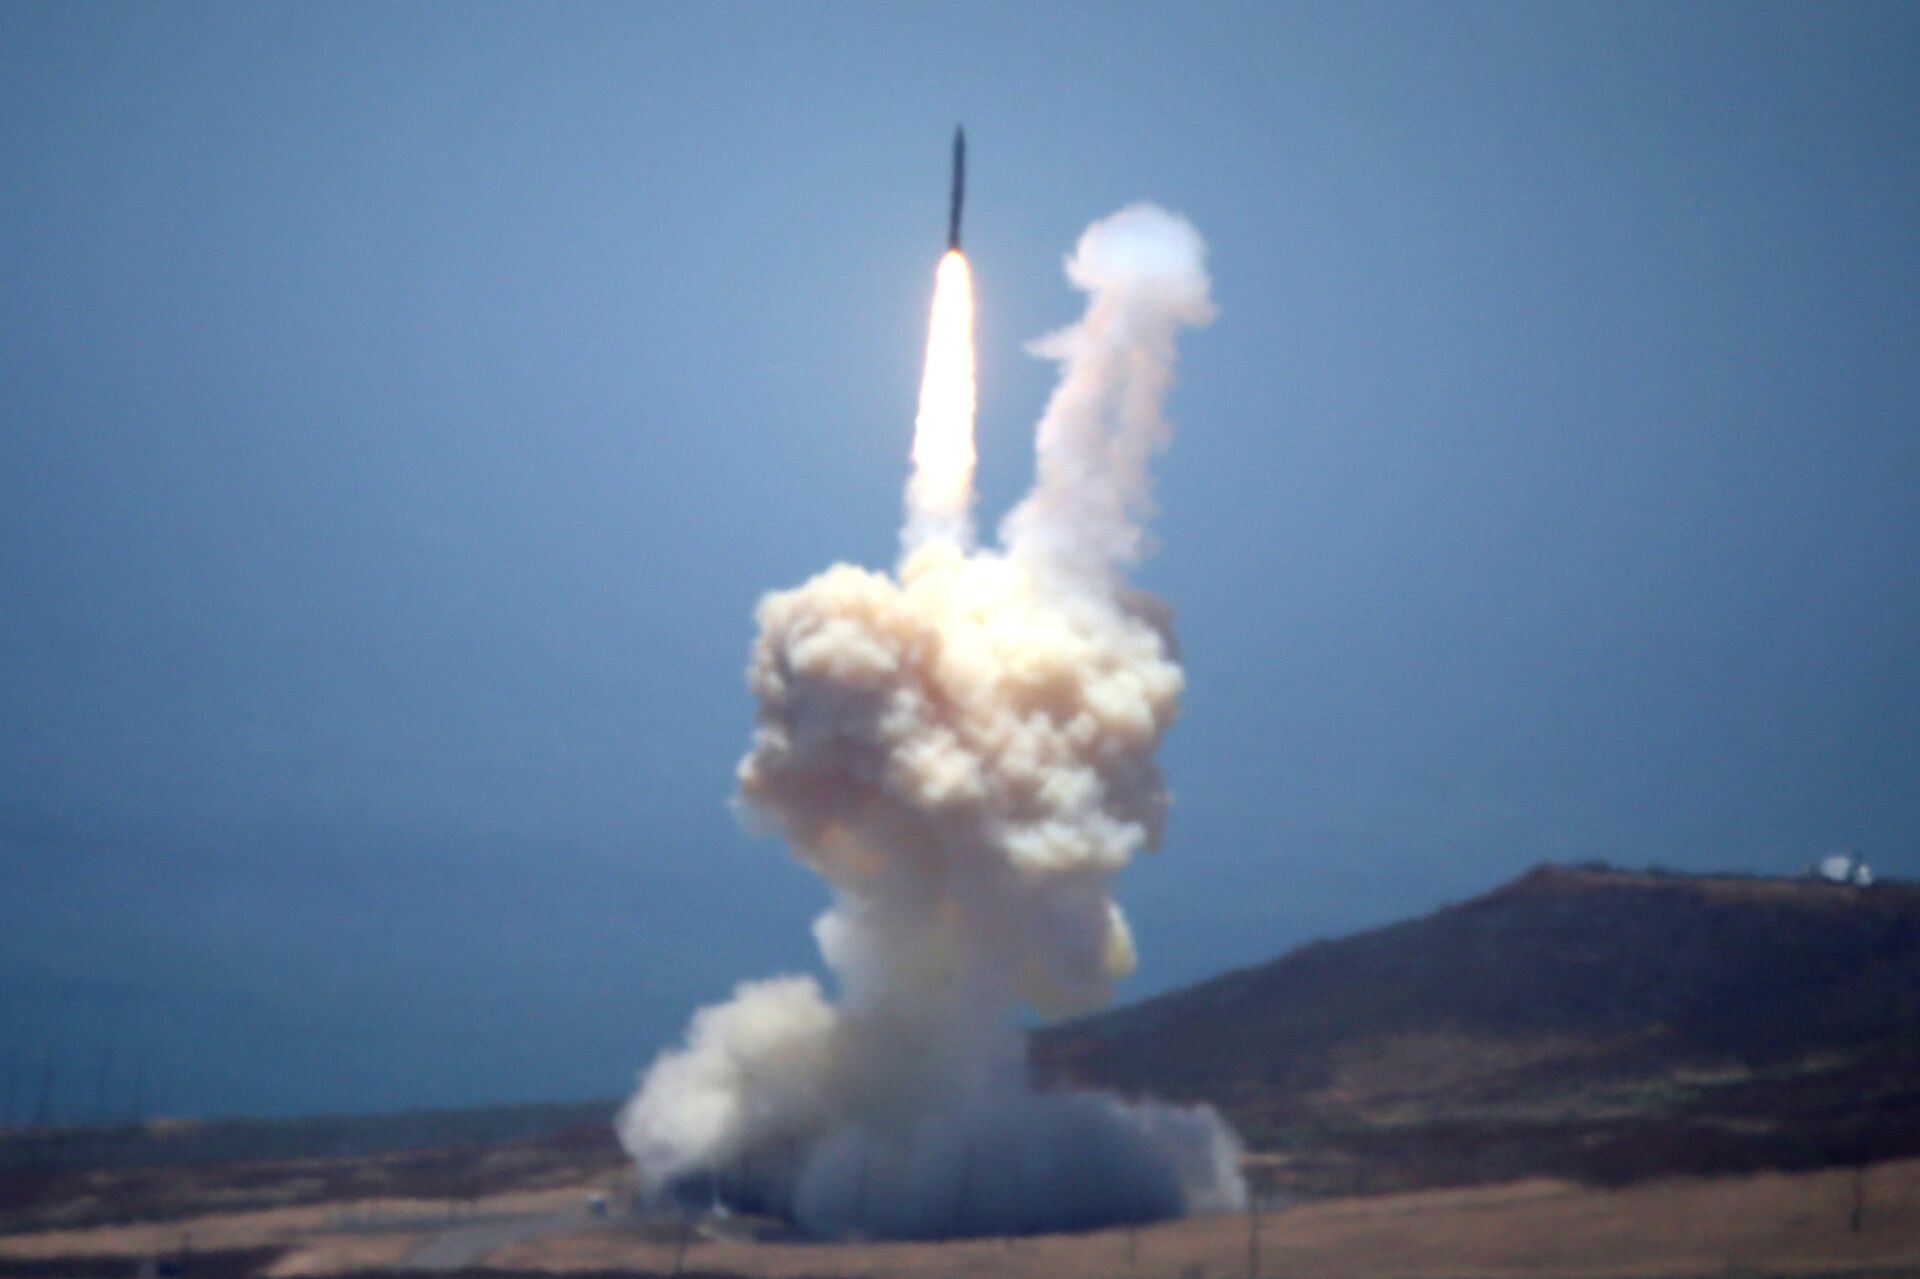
[1035,864,1920,1194]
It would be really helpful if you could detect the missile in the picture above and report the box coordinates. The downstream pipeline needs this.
[947,126,965,252]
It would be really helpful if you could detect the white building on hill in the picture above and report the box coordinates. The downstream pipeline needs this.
[1809,852,1874,887]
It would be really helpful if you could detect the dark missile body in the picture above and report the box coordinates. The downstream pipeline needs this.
[948,126,965,251]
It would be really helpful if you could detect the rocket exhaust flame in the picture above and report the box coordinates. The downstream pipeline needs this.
[619,202,1239,1239]
[905,249,977,551]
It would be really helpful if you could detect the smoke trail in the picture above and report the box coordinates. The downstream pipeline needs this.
[619,204,1242,1238]
[1003,205,1216,580]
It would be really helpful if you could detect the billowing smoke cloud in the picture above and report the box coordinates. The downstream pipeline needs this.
[618,204,1243,1238]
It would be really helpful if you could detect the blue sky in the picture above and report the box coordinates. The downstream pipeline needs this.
[2,1,1915,1120]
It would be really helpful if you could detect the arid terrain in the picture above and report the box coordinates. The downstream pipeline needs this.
[0,1137,1916,1279]
[1040,864,1920,1195]
[5,864,1916,1278]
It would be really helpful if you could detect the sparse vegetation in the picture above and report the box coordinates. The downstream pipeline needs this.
[1036,864,1920,1194]
[4,866,1919,1278]
[0,1103,621,1176]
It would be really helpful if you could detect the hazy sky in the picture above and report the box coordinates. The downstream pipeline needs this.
[3,2,1915,1120]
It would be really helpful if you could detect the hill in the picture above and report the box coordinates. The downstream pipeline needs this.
[1034,864,1920,1195]
[0,1101,625,1233]
[0,1100,618,1175]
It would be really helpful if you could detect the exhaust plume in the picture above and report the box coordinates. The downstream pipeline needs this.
[619,204,1243,1238]
[904,249,978,551]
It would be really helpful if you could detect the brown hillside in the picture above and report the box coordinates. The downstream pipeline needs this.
[1034,864,1920,1194]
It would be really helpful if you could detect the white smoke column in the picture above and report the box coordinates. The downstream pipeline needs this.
[619,204,1244,1238]
[1002,205,1216,580]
